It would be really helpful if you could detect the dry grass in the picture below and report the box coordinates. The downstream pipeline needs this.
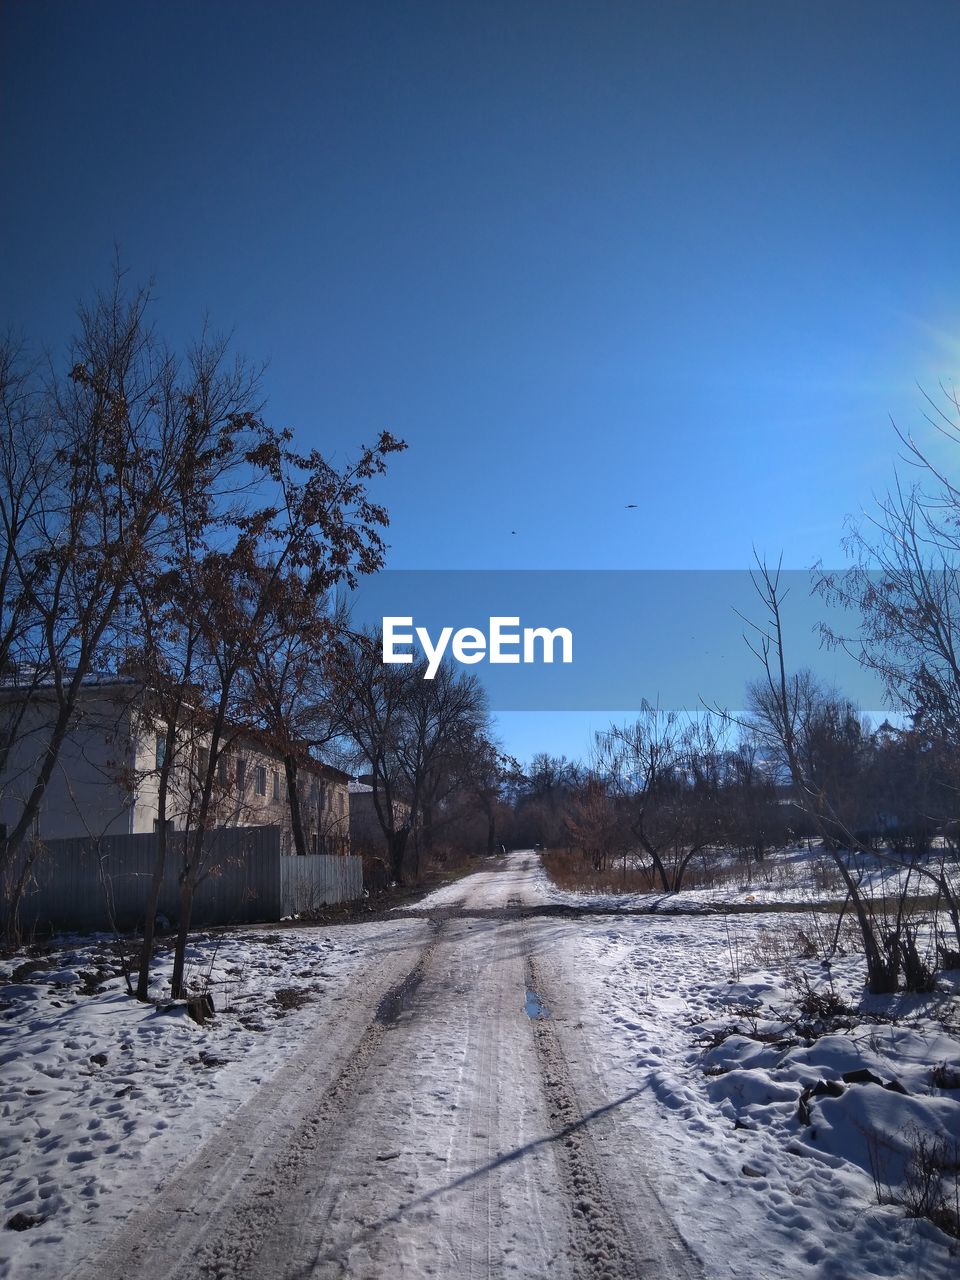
[748,921,817,967]
[542,840,877,901]
[541,844,804,895]
[423,842,490,878]
[540,847,662,895]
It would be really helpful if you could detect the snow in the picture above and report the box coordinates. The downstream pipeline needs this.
[546,903,960,1279]
[378,852,960,1276]
[1,848,958,1278]
[535,841,959,913]
[0,921,424,1279]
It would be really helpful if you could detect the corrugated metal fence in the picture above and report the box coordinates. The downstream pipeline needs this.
[7,826,363,934]
[280,854,363,916]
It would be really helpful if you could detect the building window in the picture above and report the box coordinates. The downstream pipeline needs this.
[255,765,266,796]
[218,756,227,785]
[236,758,246,792]
[155,734,166,770]
[198,746,210,777]
[272,770,280,800]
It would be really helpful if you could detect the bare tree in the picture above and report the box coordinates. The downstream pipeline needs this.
[331,635,489,885]
[163,428,404,998]
[0,275,268,935]
[0,336,50,696]
[515,753,582,850]
[566,773,622,872]
[741,559,956,991]
[721,734,789,862]
[459,733,520,857]
[0,336,55,919]
[813,391,960,964]
[238,582,349,858]
[596,704,724,892]
[407,726,519,861]
[816,386,960,744]
[0,269,406,980]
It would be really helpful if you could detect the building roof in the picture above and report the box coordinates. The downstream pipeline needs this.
[0,672,141,696]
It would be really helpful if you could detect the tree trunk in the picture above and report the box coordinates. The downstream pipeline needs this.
[168,701,229,998]
[170,876,196,999]
[136,718,179,1001]
[4,836,41,945]
[284,755,308,856]
[421,801,434,858]
[637,831,670,893]
[408,832,421,884]
[388,828,409,886]
[136,834,167,1001]
[672,843,706,893]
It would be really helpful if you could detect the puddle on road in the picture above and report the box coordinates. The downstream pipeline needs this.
[524,988,550,1019]
[375,968,424,1025]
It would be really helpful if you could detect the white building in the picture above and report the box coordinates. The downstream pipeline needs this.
[0,678,350,854]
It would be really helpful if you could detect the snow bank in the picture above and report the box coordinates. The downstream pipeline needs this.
[0,921,420,1279]
[555,905,960,1279]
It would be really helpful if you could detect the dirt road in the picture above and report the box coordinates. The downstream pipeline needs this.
[70,854,701,1280]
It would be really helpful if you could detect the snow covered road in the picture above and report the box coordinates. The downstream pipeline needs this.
[7,851,958,1280]
[64,854,699,1280]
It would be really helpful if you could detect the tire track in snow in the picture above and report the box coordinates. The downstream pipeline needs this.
[524,954,640,1280]
[181,922,448,1280]
[68,857,700,1280]
[280,905,573,1279]
[526,936,705,1280]
[65,921,439,1280]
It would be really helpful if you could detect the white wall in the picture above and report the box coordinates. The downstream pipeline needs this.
[0,688,140,840]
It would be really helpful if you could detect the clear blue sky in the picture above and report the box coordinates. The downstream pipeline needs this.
[3,1,960,763]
